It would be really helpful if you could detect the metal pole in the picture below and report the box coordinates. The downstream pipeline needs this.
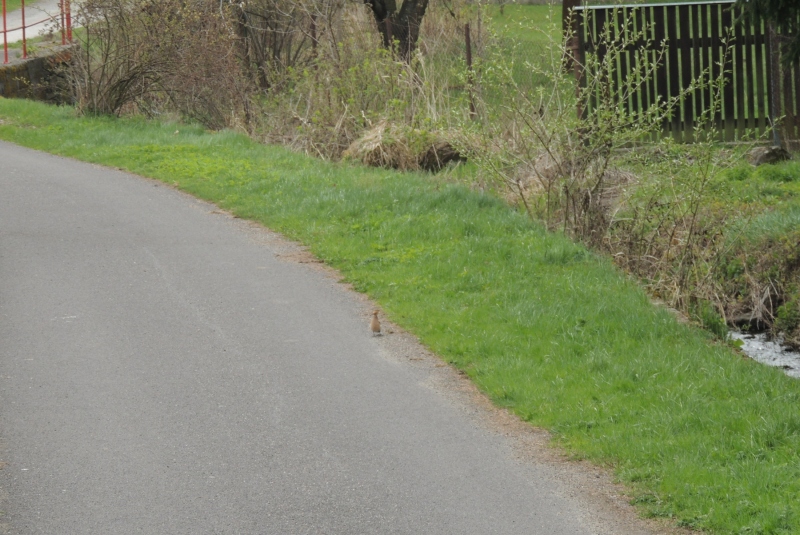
[21,0,26,59]
[60,0,65,45]
[65,0,71,42]
[3,0,8,65]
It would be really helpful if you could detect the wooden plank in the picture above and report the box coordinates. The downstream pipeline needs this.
[627,6,643,124]
[731,3,747,138]
[609,6,630,116]
[720,5,736,141]
[691,5,706,140]
[747,16,762,134]
[795,13,800,141]
[791,13,800,142]
[593,8,608,60]
[742,12,755,133]
[781,58,791,140]
[697,2,712,135]
[794,57,800,141]
[690,2,703,140]
[679,4,694,140]
[709,3,723,138]
[785,64,800,141]
[652,5,668,136]
[752,18,767,134]
[766,24,781,143]
[589,9,608,118]
[577,8,591,121]
[665,5,682,140]
[576,9,588,116]
[642,5,656,123]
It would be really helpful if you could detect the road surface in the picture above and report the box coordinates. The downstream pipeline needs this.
[2,0,63,45]
[0,141,657,534]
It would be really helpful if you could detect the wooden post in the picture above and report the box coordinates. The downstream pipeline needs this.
[566,2,584,122]
[385,16,393,51]
[766,23,782,146]
[310,13,317,59]
[466,22,477,119]
[562,0,581,72]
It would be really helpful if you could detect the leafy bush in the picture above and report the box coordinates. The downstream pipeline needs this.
[776,297,800,334]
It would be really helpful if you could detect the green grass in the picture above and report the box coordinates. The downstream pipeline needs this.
[487,4,561,45]
[4,33,61,51]
[487,5,561,91]
[4,0,22,14]
[718,161,800,241]
[3,98,800,534]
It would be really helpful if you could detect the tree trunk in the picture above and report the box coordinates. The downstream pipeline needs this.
[365,0,429,61]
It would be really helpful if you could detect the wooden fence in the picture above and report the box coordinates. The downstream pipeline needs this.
[571,1,800,143]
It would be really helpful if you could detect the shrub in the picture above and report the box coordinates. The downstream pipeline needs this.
[776,298,800,334]
[68,0,255,129]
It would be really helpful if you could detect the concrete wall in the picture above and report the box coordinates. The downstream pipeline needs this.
[0,46,73,103]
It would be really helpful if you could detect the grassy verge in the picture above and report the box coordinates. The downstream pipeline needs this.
[483,5,800,347]
[486,5,560,91]
[4,0,22,14]
[3,98,800,534]
[4,34,63,52]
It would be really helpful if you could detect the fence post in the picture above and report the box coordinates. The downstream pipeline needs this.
[571,10,585,123]
[310,12,317,60]
[60,0,65,45]
[562,0,580,72]
[21,0,25,59]
[2,0,7,65]
[66,0,71,42]
[465,22,477,119]
[766,23,782,146]
[384,16,393,52]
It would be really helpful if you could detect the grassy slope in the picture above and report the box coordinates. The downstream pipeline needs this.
[487,4,560,44]
[4,0,22,14]
[2,99,800,534]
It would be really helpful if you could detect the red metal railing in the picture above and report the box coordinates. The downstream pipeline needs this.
[2,0,71,64]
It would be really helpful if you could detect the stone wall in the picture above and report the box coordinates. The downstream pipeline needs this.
[0,45,73,103]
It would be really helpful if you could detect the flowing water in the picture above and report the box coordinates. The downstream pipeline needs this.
[729,331,800,379]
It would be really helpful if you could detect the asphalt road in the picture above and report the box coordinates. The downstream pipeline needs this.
[0,141,648,534]
[2,0,63,44]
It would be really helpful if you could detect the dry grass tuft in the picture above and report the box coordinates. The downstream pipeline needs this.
[342,120,417,170]
[343,121,466,172]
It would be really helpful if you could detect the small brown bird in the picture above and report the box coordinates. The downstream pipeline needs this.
[370,310,381,336]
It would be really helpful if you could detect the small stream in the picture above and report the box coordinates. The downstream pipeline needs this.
[729,332,800,378]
